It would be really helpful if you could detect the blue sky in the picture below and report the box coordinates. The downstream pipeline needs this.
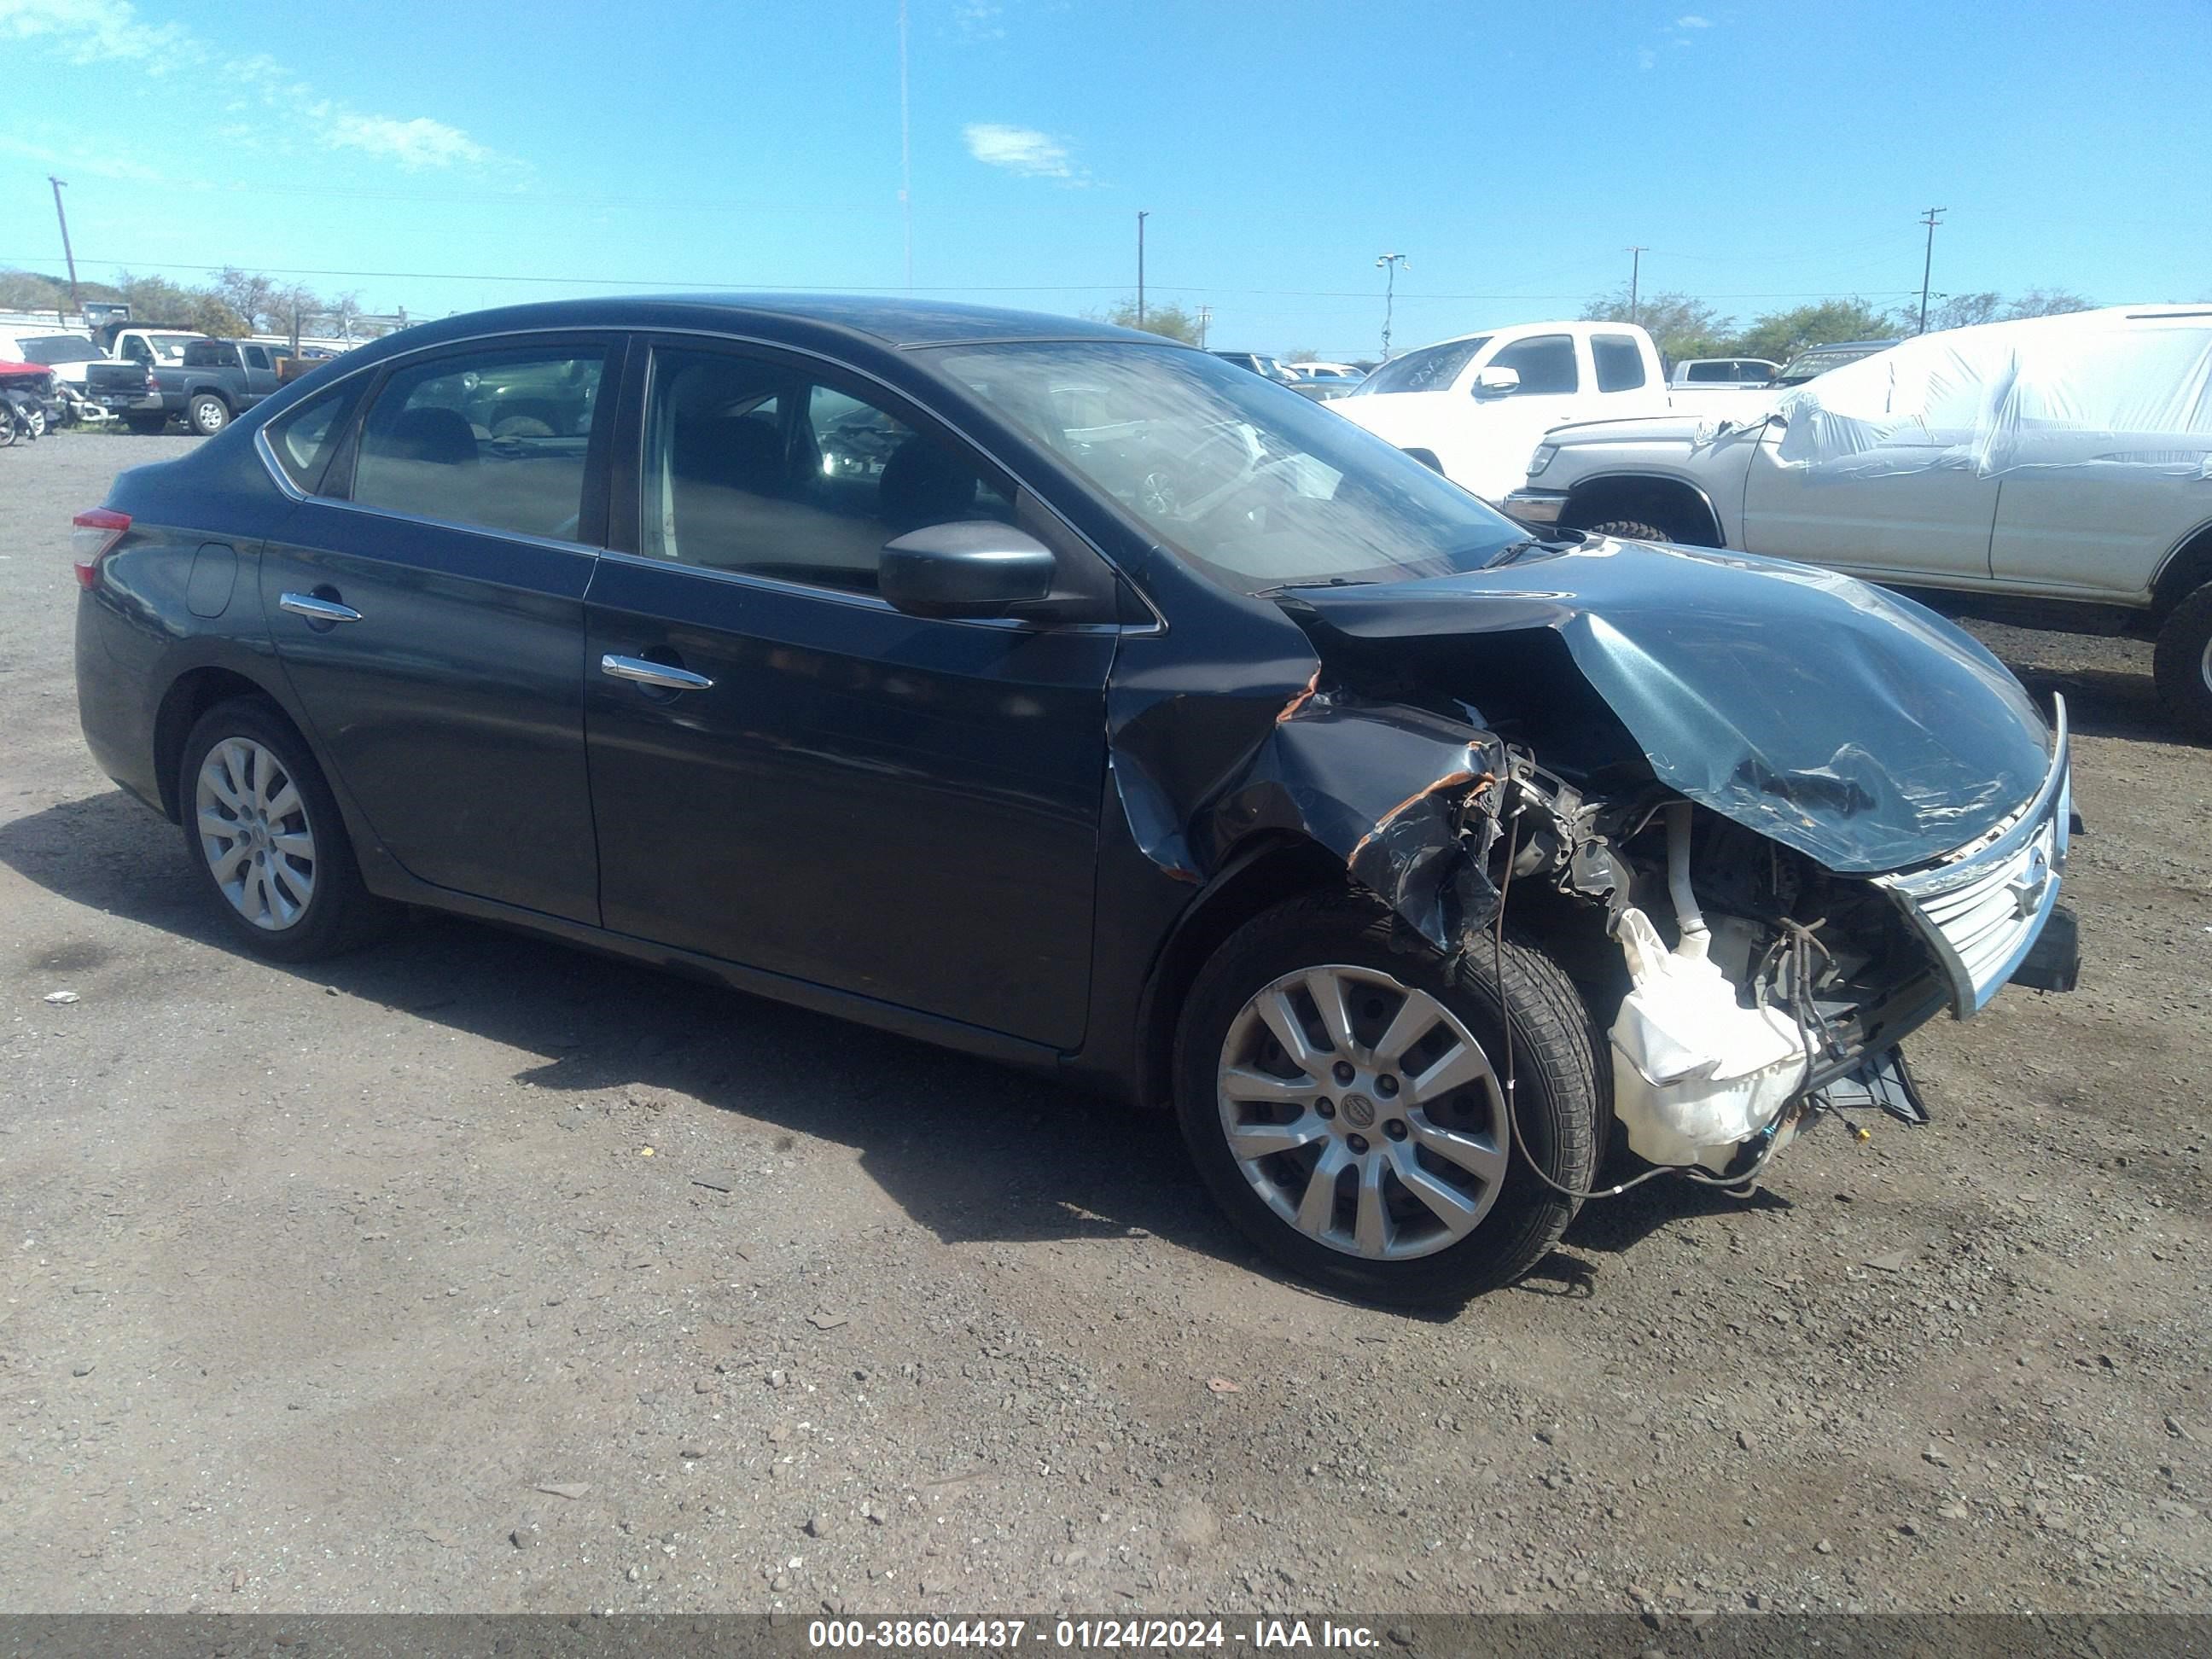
[2,0,2205,356]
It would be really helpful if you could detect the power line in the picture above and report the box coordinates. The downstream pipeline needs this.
[0,253,1935,306]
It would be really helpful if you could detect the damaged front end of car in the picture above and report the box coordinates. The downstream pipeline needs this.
[1115,535,2079,1193]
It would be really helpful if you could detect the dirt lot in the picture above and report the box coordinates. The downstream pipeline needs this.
[1,431,2207,1619]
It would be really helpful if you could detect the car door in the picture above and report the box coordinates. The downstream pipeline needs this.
[1986,323,2212,602]
[239,343,282,405]
[256,333,620,924]
[1738,419,2000,585]
[581,339,1116,1048]
[1458,333,1584,500]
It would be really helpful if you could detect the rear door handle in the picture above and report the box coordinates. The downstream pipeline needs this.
[278,591,362,624]
[600,653,713,692]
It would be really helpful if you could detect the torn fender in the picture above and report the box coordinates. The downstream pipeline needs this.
[1104,612,1508,952]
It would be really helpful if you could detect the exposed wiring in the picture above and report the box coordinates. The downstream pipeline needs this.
[1490,783,1702,1202]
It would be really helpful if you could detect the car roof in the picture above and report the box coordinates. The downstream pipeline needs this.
[373,294,1165,354]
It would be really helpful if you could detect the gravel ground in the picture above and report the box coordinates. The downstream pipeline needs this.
[1,430,2207,1618]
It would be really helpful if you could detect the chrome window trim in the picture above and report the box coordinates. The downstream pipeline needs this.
[590,546,1130,637]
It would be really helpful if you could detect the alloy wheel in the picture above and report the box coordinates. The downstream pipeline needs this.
[195,737,317,929]
[1215,963,1509,1261]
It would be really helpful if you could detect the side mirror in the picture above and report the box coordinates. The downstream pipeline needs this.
[880,521,1057,620]
[1471,366,1522,398]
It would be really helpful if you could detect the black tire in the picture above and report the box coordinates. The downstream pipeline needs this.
[1173,890,1601,1306]
[2154,585,2212,742]
[177,697,391,962]
[187,393,230,436]
[125,414,166,435]
[1585,516,1678,545]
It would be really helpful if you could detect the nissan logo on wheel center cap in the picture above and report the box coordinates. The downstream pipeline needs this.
[1341,1092,1377,1127]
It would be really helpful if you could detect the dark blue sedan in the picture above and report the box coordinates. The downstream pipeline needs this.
[71,295,2075,1303]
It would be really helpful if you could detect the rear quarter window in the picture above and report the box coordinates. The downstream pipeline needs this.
[265,379,368,495]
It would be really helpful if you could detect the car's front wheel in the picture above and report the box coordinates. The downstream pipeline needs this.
[1585,516,1677,545]
[2154,585,2212,742]
[1174,891,1600,1305]
[178,698,390,961]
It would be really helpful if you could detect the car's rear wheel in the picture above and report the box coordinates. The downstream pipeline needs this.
[2154,585,2212,741]
[178,698,389,961]
[188,393,230,436]
[1585,516,1676,544]
[1174,890,1600,1305]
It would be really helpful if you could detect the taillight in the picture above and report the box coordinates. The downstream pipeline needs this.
[73,509,130,590]
[143,372,157,395]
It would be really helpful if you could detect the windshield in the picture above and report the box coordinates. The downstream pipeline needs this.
[1358,335,1489,396]
[20,336,100,364]
[1775,345,1883,385]
[146,334,198,364]
[932,341,1527,595]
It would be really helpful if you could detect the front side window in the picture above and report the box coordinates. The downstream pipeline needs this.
[1361,335,1488,396]
[352,346,605,541]
[933,341,1523,596]
[1592,334,1647,392]
[642,347,1014,592]
[1487,335,1578,395]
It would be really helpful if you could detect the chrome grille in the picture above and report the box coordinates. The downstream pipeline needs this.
[1875,696,2070,1017]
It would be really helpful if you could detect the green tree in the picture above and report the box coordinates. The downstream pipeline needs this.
[2003,287,2093,319]
[1102,298,1201,344]
[0,269,67,312]
[1579,287,1736,361]
[1928,291,2004,331]
[1733,298,1902,364]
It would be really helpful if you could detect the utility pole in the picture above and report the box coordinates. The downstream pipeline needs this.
[1376,252,1407,360]
[1916,207,1947,335]
[1136,211,1149,328]
[1626,245,1647,325]
[1196,304,1212,349]
[898,0,912,289]
[49,177,79,325]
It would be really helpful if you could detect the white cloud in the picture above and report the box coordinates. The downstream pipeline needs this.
[954,1,1004,41]
[2,0,502,168]
[0,0,195,67]
[1675,13,1714,26]
[318,110,492,170]
[963,122,1075,178]
[0,130,167,181]
[1636,46,1657,70]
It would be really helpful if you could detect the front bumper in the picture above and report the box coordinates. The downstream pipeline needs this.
[1873,696,2073,1016]
[1499,487,1566,525]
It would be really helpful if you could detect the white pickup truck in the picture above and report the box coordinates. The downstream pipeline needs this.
[1501,306,2212,735]
[1335,321,1685,501]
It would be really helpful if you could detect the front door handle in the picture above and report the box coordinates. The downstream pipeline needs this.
[600,653,713,692]
[278,591,362,624]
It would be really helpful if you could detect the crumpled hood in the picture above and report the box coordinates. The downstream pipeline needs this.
[1283,537,2053,875]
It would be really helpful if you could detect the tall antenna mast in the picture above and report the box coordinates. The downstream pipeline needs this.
[899,0,913,289]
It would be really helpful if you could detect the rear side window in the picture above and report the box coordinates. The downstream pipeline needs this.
[265,378,367,494]
[244,346,272,370]
[1592,335,1647,392]
[1487,334,1578,395]
[183,340,227,368]
[352,346,606,541]
[1686,361,1730,382]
